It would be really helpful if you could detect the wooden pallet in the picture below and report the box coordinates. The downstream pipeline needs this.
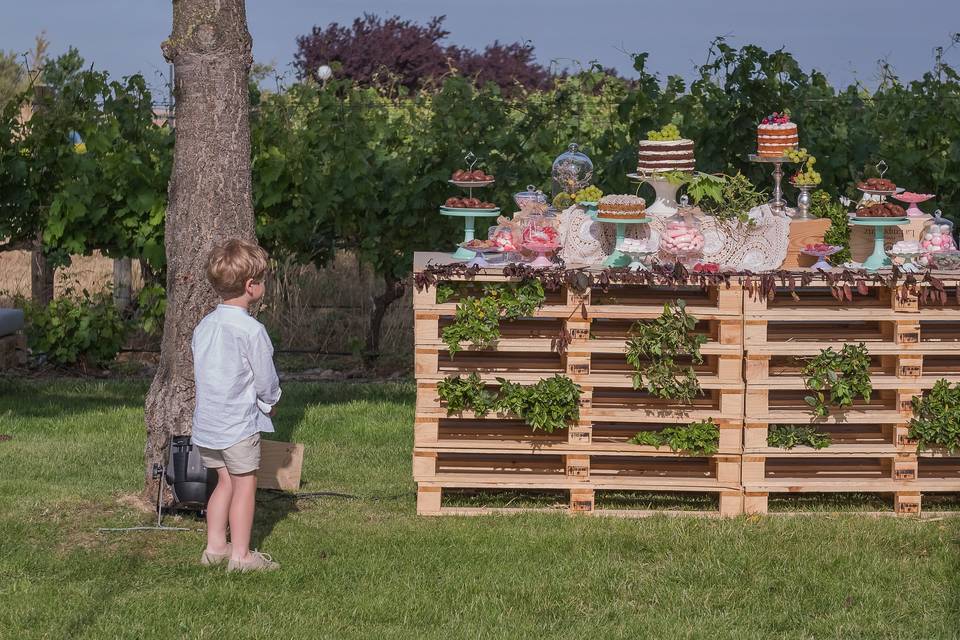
[744,421,915,454]
[741,453,920,515]
[744,347,960,385]
[417,380,745,424]
[415,450,743,517]
[415,417,743,454]
[416,486,745,517]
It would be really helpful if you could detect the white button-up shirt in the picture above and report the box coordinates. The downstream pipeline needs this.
[191,304,282,449]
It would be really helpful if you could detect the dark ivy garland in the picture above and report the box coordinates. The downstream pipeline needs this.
[413,260,960,306]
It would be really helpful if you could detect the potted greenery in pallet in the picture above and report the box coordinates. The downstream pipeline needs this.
[436,373,580,433]
[438,280,546,356]
[802,344,872,418]
[629,420,720,455]
[908,379,960,452]
[626,300,707,404]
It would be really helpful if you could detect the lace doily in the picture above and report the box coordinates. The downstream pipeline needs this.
[558,205,653,265]
[558,204,791,270]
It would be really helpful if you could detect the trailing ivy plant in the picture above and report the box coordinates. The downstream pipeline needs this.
[767,424,831,449]
[665,171,767,225]
[802,344,872,417]
[626,300,707,403]
[436,373,580,433]
[441,280,546,357]
[908,379,960,452]
[628,419,720,455]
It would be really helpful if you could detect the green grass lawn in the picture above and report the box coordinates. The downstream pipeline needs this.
[1,379,959,639]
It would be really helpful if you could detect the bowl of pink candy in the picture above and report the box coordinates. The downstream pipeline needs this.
[660,212,705,265]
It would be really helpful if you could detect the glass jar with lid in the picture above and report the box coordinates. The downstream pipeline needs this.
[659,202,704,266]
[551,142,594,199]
[921,210,956,253]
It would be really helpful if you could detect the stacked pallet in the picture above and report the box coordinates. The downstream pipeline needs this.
[741,278,960,515]
[413,256,745,517]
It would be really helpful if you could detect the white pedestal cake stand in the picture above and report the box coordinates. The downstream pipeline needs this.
[627,173,680,216]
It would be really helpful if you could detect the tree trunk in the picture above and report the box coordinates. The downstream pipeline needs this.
[365,273,405,362]
[144,0,256,499]
[112,257,132,311]
[30,234,54,306]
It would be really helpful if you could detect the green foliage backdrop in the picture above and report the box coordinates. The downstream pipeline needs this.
[3,39,960,350]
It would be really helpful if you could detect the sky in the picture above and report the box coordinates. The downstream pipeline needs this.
[2,0,959,98]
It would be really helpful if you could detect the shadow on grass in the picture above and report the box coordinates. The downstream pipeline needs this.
[252,491,300,550]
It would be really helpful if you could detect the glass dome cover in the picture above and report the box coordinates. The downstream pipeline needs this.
[513,184,549,210]
[921,210,957,253]
[660,200,704,265]
[551,142,594,197]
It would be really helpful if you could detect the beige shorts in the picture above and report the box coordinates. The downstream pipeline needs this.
[198,433,261,475]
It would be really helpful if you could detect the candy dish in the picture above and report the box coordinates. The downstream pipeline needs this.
[521,241,561,267]
[590,212,652,267]
[800,244,843,272]
[931,250,960,270]
[894,191,934,217]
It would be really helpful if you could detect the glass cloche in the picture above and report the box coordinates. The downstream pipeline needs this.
[513,185,549,210]
[921,210,956,253]
[551,142,594,198]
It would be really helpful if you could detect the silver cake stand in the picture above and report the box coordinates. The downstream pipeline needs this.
[748,154,795,215]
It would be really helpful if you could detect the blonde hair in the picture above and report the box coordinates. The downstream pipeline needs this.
[205,239,269,299]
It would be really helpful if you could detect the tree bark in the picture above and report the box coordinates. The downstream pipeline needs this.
[30,234,54,306]
[144,0,256,499]
[112,257,132,311]
[365,273,405,361]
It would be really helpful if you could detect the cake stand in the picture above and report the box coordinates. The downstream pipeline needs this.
[894,192,934,217]
[627,173,681,216]
[623,248,657,271]
[748,154,794,215]
[459,244,505,269]
[886,249,923,273]
[440,207,501,259]
[522,242,561,267]
[800,246,842,272]
[590,212,652,267]
[849,217,908,270]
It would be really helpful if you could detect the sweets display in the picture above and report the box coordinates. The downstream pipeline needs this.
[451,169,494,183]
[488,225,518,252]
[921,222,957,252]
[660,217,705,258]
[931,251,960,270]
[444,197,497,209]
[636,124,696,173]
[620,237,657,253]
[757,112,798,157]
[857,177,897,192]
[596,194,647,220]
[854,202,906,218]
[460,239,500,251]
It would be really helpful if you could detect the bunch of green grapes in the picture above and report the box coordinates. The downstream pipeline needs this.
[574,185,603,202]
[552,192,574,209]
[784,147,808,163]
[647,123,681,141]
[787,148,822,186]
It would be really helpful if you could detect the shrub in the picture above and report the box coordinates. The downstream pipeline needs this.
[23,289,128,367]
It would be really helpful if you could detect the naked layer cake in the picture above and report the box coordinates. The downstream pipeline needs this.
[636,123,695,174]
[596,194,647,219]
[757,112,798,157]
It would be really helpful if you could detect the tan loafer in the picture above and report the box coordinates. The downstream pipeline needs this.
[226,550,280,573]
[200,544,232,566]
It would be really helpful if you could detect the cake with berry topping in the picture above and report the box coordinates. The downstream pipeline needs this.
[757,112,798,157]
[596,194,647,219]
[636,123,696,174]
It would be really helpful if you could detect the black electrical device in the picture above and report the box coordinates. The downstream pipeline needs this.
[164,435,218,509]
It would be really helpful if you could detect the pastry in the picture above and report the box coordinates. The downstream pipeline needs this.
[596,194,647,219]
[757,112,798,158]
[855,202,906,218]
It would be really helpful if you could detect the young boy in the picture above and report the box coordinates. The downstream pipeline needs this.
[192,239,281,572]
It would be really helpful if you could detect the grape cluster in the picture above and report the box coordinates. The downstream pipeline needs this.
[552,192,574,209]
[786,148,822,186]
[647,123,682,141]
[574,185,603,202]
